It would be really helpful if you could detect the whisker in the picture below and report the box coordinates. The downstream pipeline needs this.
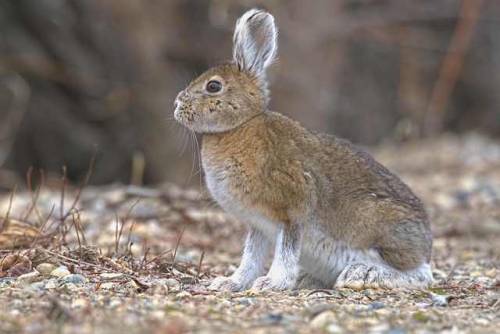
[192,131,203,189]
[186,131,197,185]
[178,128,190,157]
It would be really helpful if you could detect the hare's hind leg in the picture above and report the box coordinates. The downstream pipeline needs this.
[334,261,432,290]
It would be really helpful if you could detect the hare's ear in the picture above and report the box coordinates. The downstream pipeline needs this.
[233,9,277,77]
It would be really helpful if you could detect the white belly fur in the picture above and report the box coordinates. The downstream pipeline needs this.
[300,226,432,286]
[205,169,279,237]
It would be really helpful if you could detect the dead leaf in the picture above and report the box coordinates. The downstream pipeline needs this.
[0,254,32,277]
[0,218,39,249]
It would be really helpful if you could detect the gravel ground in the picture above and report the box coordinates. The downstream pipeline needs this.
[0,134,499,334]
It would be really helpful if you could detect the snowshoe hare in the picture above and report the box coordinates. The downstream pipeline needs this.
[174,9,433,291]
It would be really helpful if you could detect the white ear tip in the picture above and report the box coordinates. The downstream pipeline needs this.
[233,8,278,74]
[240,9,275,27]
[241,8,271,19]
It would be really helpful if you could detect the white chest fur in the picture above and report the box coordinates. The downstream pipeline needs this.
[204,165,279,238]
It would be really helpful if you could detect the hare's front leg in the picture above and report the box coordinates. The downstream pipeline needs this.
[209,227,270,292]
[252,223,302,291]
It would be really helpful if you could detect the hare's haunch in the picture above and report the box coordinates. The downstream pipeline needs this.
[174,9,432,291]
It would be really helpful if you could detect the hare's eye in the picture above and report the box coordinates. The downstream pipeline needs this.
[206,80,222,93]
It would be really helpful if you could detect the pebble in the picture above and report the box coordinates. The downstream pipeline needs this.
[36,263,56,276]
[368,301,385,310]
[17,271,41,284]
[100,273,124,280]
[62,283,79,292]
[164,278,181,288]
[485,268,497,278]
[72,298,89,309]
[374,308,391,316]
[30,281,46,291]
[124,280,139,292]
[0,278,15,288]
[326,323,343,333]
[150,310,166,320]
[109,299,122,308]
[260,313,283,325]
[61,274,87,285]
[475,318,490,325]
[369,323,390,333]
[10,309,21,317]
[310,311,337,329]
[430,292,451,307]
[175,291,192,300]
[50,266,71,278]
[100,282,116,290]
[236,297,253,306]
[45,279,58,289]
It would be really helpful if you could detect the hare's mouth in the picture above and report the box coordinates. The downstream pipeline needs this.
[174,101,196,127]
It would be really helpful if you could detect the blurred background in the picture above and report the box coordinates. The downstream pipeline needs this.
[0,0,498,187]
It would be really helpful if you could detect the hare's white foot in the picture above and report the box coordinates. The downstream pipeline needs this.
[208,276,245,292]
[335,262,432,290]
[251,275,296,291]
[209,228,271,292]
[335,263,384,289]
[251,224,301,291]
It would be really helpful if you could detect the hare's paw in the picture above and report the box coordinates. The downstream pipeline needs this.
[251,275,295,291]
[208,276,244,292]
[335,262,433,290]
[335,263,387,290]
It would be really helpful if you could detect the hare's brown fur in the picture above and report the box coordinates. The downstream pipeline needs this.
[175,9,432,291]
[203,110,432,271]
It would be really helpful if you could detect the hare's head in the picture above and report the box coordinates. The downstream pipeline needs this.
[174,9,278,133]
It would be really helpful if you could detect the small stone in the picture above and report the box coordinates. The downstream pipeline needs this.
[261,313,283,325]
[375,308,391,316]
[430,292,452,307]
[164,278,181,288]
[485,268,497,278]
[72,298,88,309]
[62,283,78,292]
[310,311,337,329]
[470,271,482,278]
[369,323,390,333]
[30,282,46,291]
[109,299,122,308]
[45,279,58,289]
[10,309,21,317]
[124,280,138,291]
[175,291,192,300]
[475,318,490,325]
[0,278,15,288]
[326,323,343,333]
[236,298,253,306]
[36,263,56,276]
[368,301,385,310]
[100,282,115,290]
[17,271,41,284]
[100,273,124,280]
[61,274,87,285]
[50,266,71,278]
[150,310,166,320]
